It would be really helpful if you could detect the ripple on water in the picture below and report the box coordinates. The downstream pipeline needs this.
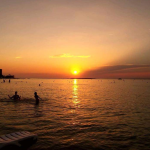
[0,79,150,150]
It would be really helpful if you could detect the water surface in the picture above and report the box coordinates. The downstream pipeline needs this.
[0,79,150,150]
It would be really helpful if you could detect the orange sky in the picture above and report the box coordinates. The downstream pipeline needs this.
[0,0,150,78]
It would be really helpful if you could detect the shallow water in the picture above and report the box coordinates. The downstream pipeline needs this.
[0,79,150,150]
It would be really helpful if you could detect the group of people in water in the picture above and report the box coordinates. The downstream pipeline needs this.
[8,91,41,105]
[2,79,10,83]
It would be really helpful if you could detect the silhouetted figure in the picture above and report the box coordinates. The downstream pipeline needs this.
[34,92,41,105]
[39,84,40,86]
[3,79,5,83]
[9,79,10,83]
[8,91,21,100]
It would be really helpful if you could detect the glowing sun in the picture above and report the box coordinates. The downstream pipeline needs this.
[73,70,78,74]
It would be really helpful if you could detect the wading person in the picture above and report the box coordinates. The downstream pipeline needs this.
[8,91,21,100]
[34,92,41,105]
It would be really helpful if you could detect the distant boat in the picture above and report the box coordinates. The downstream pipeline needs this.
[118,78,122,80]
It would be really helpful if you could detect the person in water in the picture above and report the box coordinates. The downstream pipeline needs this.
[34,92,41,104]
[8,91,21,100]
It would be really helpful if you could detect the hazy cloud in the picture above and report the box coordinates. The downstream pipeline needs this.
[50,54,91,58]
[94,64,150,73]
[82,64,150,78]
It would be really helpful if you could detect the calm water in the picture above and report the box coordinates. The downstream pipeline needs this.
[0,79,150,150]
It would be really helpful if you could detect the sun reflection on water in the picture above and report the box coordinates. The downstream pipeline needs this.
[72,79,80,107]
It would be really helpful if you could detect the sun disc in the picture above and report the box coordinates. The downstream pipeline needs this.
[74,70,77,74]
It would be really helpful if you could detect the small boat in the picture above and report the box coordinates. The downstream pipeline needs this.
[0,131,37,150]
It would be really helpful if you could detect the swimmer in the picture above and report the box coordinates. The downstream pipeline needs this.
[8,91,21,100]
[34,92,41,105]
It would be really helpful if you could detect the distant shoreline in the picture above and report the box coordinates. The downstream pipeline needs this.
[69,78,96,79]
[1,78,150,80]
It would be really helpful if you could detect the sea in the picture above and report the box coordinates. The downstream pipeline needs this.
[0,79,150,150]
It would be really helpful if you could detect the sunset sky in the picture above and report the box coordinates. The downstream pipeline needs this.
[0,0,150,78]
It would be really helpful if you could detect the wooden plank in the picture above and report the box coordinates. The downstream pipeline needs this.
[0,131,37,150]
[0,135,11,141]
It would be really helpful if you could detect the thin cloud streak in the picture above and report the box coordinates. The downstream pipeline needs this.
[50,54,91,58]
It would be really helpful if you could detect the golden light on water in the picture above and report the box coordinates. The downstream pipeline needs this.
[74,79,77,85]
[72,79,79,106]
